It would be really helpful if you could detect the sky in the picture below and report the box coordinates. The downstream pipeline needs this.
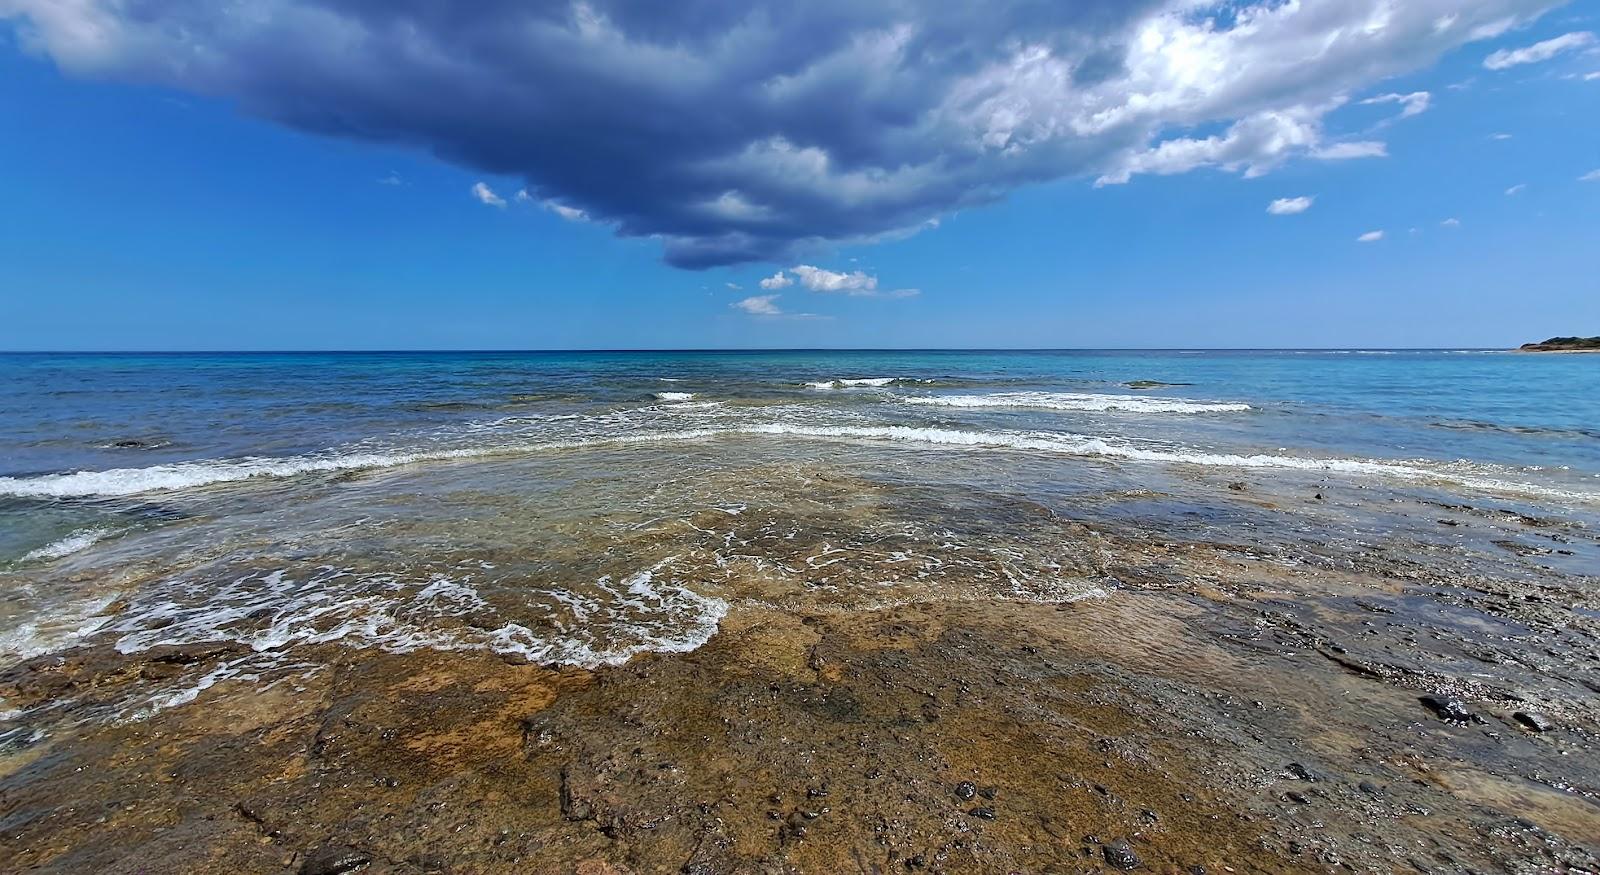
[1,1,1597,350]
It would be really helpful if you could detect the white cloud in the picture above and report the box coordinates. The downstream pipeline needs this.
[1490,132,1513,140]
[1310,141,1390,160]
[725,282,742,290]
[733,295,783,316]
[471,182,506,208]
[1357,230,1385,242]
[1441,217,1461,227]
[378,171,405,186]
[1579,169,1600,182]
[1267,196,1314,215]
[1586,72,1600,81]
[1360,91,1432,119]
[790,265,878,294]
[758,271,794,290]
[1505,183,1527,195]
[1484,31,1596,70]
[515,188,588,221]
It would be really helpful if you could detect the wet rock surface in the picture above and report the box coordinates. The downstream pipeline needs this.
[2,472,1599,874]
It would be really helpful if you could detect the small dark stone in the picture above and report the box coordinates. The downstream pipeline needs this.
[111,439,148,449]
[954,781,977,801]
[1358,781,1382,796]
[1284,762,1317,782]
[905,854,925,869]
[1284,791,1311,805]
[978,786,998,800]
[864,768,882,779]
[1227,481,1246,491]
[966,806,996,820]
[1103,839,1141,870]
[1419,695,1482,724]
[1513,711,1555,732]
[806,785,829,798]
[299,845,371,875]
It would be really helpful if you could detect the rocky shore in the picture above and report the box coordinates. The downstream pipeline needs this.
[3,475,1598,875]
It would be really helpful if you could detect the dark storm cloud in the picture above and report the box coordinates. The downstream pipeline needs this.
[0,0,1561,266]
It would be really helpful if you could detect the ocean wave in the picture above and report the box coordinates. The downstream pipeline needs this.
[805,377,939,389]
[655,391,697,401]
[2,420,1588,503]
[732,424,1594,501]
[21,527,116,561]
[1431,419,1600,441]
[901,392,1251,414]
[0,431,734,498]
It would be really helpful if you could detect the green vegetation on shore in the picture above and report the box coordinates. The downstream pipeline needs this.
[1518,336,1600,352]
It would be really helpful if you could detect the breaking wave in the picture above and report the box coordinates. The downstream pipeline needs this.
[901,391,1251,413]
[806,377,934,389]
[1,418,1589,503]
[21,527,116,562]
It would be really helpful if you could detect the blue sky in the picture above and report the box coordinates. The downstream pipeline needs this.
[1,2,1597,350]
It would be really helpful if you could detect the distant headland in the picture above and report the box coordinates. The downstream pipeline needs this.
[1518,336,1600,352]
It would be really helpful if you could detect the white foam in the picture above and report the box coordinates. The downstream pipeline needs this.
[902,391,1251,414]
[655,392,697,401]
[806,377,897,389]
[729,424,1596,501]
[0,428,738,498]
[21,527,115,561]
[0,594,117,663]
[1,418,1589,504]
[105,558,727,671]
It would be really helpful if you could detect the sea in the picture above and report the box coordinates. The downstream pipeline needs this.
[3,349,1598,718]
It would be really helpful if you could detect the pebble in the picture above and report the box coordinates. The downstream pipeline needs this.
[1284,762,1317,782]
[954,781,977,801]
[966,806,996,819]
[1103,839,1141,870]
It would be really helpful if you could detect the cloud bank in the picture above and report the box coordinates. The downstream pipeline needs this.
[0,0,1562,266]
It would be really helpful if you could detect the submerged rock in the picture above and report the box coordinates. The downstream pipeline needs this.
[298,845,371,875]
[1103,839,1141,870]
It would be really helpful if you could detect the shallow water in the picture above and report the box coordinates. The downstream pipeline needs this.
[2,350,1598,683]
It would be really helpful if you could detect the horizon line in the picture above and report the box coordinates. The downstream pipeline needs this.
[0,346,1522,355]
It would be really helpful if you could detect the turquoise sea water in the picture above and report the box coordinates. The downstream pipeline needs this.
[3,349,1598,683]
[4,349,1599,486]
